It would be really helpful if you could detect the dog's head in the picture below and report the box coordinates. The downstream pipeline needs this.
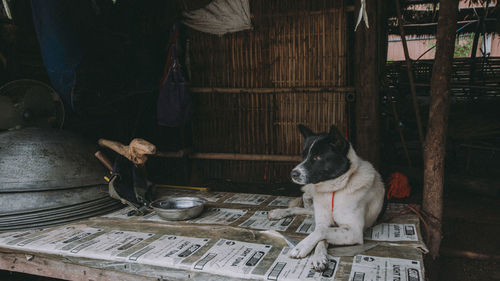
[291,124,351,185]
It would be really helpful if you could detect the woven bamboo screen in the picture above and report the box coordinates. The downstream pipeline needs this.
[187,0,350,182]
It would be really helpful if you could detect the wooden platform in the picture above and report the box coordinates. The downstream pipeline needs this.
[0,190,427,281]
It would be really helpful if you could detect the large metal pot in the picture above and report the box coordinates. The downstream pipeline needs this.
[0,128,121,229]
[0,128,106,192]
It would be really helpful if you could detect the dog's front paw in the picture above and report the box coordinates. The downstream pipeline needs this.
[310,252,328,272]
[289,243,314,259]
[267,209,287,220]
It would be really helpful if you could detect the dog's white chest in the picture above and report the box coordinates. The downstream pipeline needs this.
[312,192,335,227]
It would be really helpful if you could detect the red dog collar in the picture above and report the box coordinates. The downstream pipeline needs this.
[331,191,337,226]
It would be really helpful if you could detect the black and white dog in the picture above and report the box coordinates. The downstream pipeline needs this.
[268,124,385,271]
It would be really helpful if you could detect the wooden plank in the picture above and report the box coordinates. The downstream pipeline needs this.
[354,0,387,168]
[394,0,425,145]
[0,251,155,281]
[184,0,351,182]
[189,87,355,93]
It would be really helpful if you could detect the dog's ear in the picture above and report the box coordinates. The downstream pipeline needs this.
[298,124,313,138]
[329,125,349,154]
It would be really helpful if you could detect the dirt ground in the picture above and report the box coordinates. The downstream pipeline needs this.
[438,190,500,281]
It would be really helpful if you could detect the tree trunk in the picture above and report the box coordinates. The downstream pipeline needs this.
[423,0,459,259]
[354,0,387,168]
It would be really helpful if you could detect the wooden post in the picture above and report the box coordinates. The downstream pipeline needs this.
[354,0,387,168]
[390,96,412,167]
[468,16,483,98]
[394,0,425,145]
[423,0,459,259]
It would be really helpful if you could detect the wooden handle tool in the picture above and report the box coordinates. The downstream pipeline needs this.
[94,151,114,171]
[98,138,156,165]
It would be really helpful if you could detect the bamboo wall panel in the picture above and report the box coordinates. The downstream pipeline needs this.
[191,91,346,155]
[186,0,350,183]
[193,159,297,184]
[189,0,347,88]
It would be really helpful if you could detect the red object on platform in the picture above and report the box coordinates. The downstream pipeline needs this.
[386,172,411,199]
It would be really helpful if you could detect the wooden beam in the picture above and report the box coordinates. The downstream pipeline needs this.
[0,251,155,281]
[156,151,302,162]
[354,0,387,168]
[422,0,459,260]
[394,0,425,145]
[190,153,301,161]
[390,95,412,167]
[259,7,356,17]
[401,82,500,90]
[468,15,484,97]
[188,87,355,94]
[401,19,479,28]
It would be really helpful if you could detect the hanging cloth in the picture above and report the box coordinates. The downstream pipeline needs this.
[182,0,252,35]
[157,25,190,127]
[31,0,87,107]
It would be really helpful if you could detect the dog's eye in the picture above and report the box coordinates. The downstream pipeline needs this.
[313,156,322,161]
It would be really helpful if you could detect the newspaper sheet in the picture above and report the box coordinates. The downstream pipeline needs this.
[102,206,137,219]
[161,191,227,203]
[0,227,210,271]
[12,226,104,254]
[364,224,418,242]
[199,192,227,202]
[139,208,248,225]
[266,247,340,281]
[296,216,315,234]
[348,255,422,281]
[192,239,272,279]
[126,235,210,268]
[67,229,154,260]
[224,193,271,205]
[268,196,295,207]
[0,229,45,245]
[239,211,295,231]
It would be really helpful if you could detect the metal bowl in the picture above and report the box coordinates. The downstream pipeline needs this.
[150,197,206,221]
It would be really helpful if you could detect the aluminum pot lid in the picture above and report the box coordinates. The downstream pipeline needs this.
[0,128,107,192]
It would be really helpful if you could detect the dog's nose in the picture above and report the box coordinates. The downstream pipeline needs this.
[291,170,300,180]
